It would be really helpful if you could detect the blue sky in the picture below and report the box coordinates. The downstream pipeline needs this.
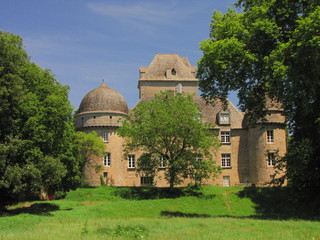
[1,0,237,109]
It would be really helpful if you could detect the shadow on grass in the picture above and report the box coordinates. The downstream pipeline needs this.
[161,211,212,218]
[0,203,61,217]
[237,187,320,220]
[114,186,208,200]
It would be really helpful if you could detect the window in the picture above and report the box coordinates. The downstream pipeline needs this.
[128,154,135,168]
[267,152,275,167]
[219,113,230,125]
[140,176,153,185]
[103,153,111,167]
[103,131,108,142]
[267,130,274,144]
[159,156,166,168]
[221,131,230,144]
[196,154,202,162]
[171,68,176,75]
[103,172,108,178]
[221,153,231,168]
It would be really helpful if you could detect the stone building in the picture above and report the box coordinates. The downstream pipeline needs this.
[75,53,286,187]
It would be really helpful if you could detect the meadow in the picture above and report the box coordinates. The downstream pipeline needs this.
[0,186,319,240]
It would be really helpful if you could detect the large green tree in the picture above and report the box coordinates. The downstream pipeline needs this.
[0,31,82,200]
[197,0,320,193]
[118,91,221,190]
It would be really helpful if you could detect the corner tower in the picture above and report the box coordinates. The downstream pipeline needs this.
[247,98,286,185]
[76,82,129,186]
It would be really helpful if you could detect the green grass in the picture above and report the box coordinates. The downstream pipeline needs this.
[0,186,319,240]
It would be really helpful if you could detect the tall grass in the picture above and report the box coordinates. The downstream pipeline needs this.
[0,186,319,240]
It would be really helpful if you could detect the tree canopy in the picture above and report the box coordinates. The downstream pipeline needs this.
[118,91,221,189]
[197,0,320,193]
[0,31,83,200]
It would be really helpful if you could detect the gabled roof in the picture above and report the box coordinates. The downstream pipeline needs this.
[139,53,197,81]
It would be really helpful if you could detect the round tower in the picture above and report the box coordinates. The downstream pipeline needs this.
[76,82,129,186]
[248,98,286,185]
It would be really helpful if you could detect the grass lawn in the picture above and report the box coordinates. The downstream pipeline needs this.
[0,186,319,240]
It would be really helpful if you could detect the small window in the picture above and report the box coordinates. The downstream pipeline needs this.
[221,131,230,144]
[128,154,135,168]
[103,153,111,167]
[267,152,275,167]
[267,130,274,144]
[140,176,153,185]
[196,154,202,162]
[171,68,176,75]
[103,132,108,142]
[159,156,166,168]
[219,113,230,125]
[103,172,108,178]
[221,153,231,168]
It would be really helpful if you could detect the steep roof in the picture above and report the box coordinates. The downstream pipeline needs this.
[139,53,197,81]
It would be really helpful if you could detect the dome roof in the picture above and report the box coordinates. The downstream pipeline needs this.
[79,82,129,114]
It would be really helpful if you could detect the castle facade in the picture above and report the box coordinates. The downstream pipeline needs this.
[75,54,286,187]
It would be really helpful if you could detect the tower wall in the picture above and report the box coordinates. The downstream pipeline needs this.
[138,81,198,99]
[248,124,286,185]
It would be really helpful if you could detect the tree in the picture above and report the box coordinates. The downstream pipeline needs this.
[75,131,106,160]
[118,91,221,190]
[0,31,83,200]
[197,0,320,193]
[75,131,106,169]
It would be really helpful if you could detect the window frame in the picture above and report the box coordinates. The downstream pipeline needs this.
[221,153,231,168]
[196,154,202,162]
[221,131,231,144]
[159,156,166,168]
[128,154,135,169]
[103,131,108,143]
[140,176,153,185]
[219,113,230,125]
[266,130,274,144]
[103,153,111,167]
[267,152,275,167]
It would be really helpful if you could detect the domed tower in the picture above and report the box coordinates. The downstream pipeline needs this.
[247,97,286,185]
[76,82,129,186]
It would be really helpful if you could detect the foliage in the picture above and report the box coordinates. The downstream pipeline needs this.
[0,31,82,200]
[74,131,106,169]
[118,91,221,189]
[197,0,320,194]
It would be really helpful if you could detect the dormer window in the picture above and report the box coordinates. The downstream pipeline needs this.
[219,113,230,125]
[165,68,177,79]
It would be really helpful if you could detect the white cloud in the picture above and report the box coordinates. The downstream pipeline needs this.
[87,2,175,28]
